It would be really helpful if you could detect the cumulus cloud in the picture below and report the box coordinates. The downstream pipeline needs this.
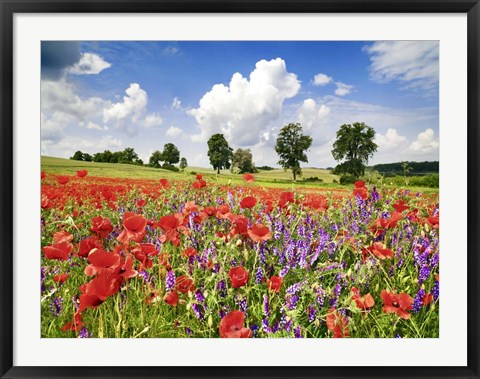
[104,83,148,123]
[171,97,182,109]
[313,73,332,86]
[297,98,330,132]
[144,113,163,128]
[409,128,439,154]
[41,135,123,157]
[188,58,300,146]
[375,128,408,150]
[166,126,183,138]
[334,82,354,96]
[364,41,439,92]
[68,53,111,75]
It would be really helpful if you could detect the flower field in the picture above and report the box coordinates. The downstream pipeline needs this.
[41,171,439,338]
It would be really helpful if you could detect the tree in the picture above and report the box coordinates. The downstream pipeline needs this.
[83,153,92,162]
[179,157,188,171]
[149,150,163,168]
[231,148,255,174]
[161,143,180,166]
[121,147,139,164]
[71,151,84,161]
[207,134,233,174]
[274,123,312,181]
[331,122,378,178]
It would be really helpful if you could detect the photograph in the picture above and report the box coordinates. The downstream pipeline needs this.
[40,40,440,339]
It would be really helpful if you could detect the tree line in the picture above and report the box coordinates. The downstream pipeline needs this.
[71,121,381,181]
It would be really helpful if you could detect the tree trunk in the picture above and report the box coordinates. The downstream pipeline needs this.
[293,171,296,181]
[217,167,220,174]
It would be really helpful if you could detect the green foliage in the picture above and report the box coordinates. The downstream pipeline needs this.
[90,148,141,165]
[161,143,180,166]
[332,122,378,178]
[149,150,163,168]
[207,134,233,174]
[256,165,274,171]
[384,174,439,188]
[179,157,188,171]
[162,163,180,172]
[372,161,439,175]
[231,148,256,174]
[339,174,357,185]
[302,177,323,183]
[70,151,84,161]
[83,153,92,162]
[274,122,313,181]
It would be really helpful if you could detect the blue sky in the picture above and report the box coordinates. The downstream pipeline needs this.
[41,41,439,168]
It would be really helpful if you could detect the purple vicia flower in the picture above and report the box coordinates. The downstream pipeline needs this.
[308,305,316,322]
[294,326,302,338]
[412,287,426,313]
[50,297,63,317]
[217,280,227,298]
[432,280,439,301]
[262,318,272,333]
[418,265,431,285]
[286,294,300,310]
[166,270,176,291]
[78,326,92,338]
[191,303,203,320]
[195,288,205,304]
[255,267,264,284]
[263,294,270,317]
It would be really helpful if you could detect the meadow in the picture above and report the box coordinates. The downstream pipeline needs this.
[40,157,439,338]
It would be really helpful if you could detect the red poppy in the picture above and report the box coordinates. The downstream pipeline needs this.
[393,200,409,212]
[380,289,414,319]
[117,212,147,244]
[217,204,231,219]
[353,185,368,200]
[53,231,73,244]
[76,170,88,178]
[219,310,252,338]
[243,173,255,183]
[78,275,121,313]
[176,275,194,293]
[196,174,203,180]
[159,178,170,188]
[267,276,283,293]
[374,211,403,230]
[41,171,46,179]
[117,252,138,281]
[136,199,146,207]
[422,293,434,306]
[354,180,366,188]
[426,214,439,228]
[182,247,197,258]
[164,290,179,306]
[230,215,249,237]
[248,224,272,243]
[89,216,113,239]
[157,214,182,246]
[240,196,257,209]
[362,242,394,261]
[53,273,70,284]
[42,241,73,260]
[326,308,349,338]
[279,191,295,207]
[84,248,121,277]
[131,243,158,269]
[77,235,103,258]
[193,179,207,189]
[228,266,249,288]
[350,287,375,310]
[57,176,69,185]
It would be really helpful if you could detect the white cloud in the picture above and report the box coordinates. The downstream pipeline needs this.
[171,97,181,109]
[334,82,354,96]
[409,128,439,154]
[375,128,408,150]
[41,135,123,157]
[68,53,111,75]
[188,58,300,146]
[144,113,163,128]
[364,41,439,92]
[166,125,183,138]
[103,83,148,123]
[313,73,333,86]
[297,98,330,133]
[83,121,108,131]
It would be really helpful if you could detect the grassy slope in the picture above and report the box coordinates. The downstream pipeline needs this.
[41,156,342,189]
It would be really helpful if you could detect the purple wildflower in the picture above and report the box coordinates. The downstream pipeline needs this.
[166,270,176,291]
[412,288,426,313]
[78,326,92,338]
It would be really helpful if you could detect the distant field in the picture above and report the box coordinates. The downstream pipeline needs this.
[41,156,342,189]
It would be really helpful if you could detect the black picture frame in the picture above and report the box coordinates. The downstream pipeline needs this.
[1,1,479,378]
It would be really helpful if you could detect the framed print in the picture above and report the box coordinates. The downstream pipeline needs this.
[1,1,479,378]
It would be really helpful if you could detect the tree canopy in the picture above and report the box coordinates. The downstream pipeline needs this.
[179,157,188,171]
[207,134,233,174]
[274,122,312,181]
[161,143,180,166]
[332,122,378,178]
[231,148,255,174]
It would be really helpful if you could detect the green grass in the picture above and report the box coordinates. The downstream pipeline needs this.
[41,156,438,193]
